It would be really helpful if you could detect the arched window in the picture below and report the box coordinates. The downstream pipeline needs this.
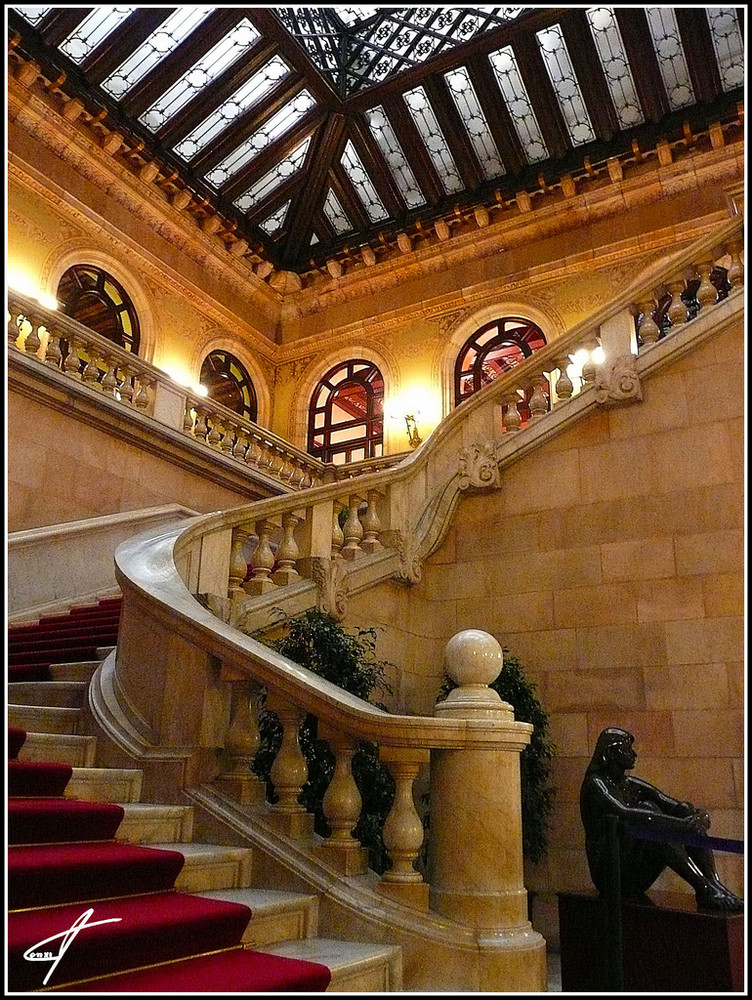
[57,265,140,353]
[454,316,547,406]
[308,360,384,465]
[200,350,257,422]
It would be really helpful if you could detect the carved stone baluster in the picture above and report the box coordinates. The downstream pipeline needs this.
[183,405,196,436]
[726,239,744,288]
[637,299,661,345]
[63,335,83,379]
[215,680,265,806]
[554,356,574,401]
[666,278,689,328]
[100,358,118,396]
[527,380,548,422]
[232,428,248,462]
[44,326,63,368]
[23,320,42,356]
[360,489,383,554]
[9,312,22,351]
[694,260,718,310]
[269,447,286,479]
[228,526,251,599]
[315,729,368,874]
[134,377,151,409]
[82,347,100,386]
[332,506,345,559]
[502,393,522,434]
[244,519,277,595]
[581,338,599,385]
[245,435,262,468]
[194,407,209,443]
[342,494,365,560]
[377,748,430,911]
[207,412,223,449]
[265,696,313,839]
[287,457,303,488]
[256,441,273,473]
[221,420,236,455]
[272,512,301,585]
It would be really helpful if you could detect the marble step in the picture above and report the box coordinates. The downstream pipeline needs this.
[49,660,100,682]
[16,731,98,767]
[8,681,88,708]
[147,843,253,893]
[262,938,403,993]
[196,888,320,947]
[115,803,195,845]
[65,767,143,804]
[8,704,81,735]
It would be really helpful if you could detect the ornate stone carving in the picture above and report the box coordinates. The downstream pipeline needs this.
[393,532,422,586]
[458,441,501,491]
[594,355,643,406]
[310,556,348,621]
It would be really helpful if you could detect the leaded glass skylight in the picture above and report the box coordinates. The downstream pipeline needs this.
[59,7,136,65]
[365,106,426,209]
[139,18,260,132]
[487,45,549,164]
[174,56,291,161]
[705,8,744,93]
[403,86,464,195]
[259,201,291,236]
[444,65,505,179]
[102,8,214,100]
[204,89,315,188]
[536,24,596,146]
[323,189,353,235]
[233,136,311,213]
[13,7,51,27]
[644,7,695,111]
[586,7,644,129]
[341,141,389,223]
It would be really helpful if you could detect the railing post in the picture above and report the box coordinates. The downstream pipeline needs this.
[341,493,365,559]
[315,727,369,875]
[378,747,430,911]
[429,630,533,932]
[215,677,266,806]
[265,695,314,839]
[272,512,302,586]
[244,519,278,596]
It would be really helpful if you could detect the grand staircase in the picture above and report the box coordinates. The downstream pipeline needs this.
[8,598,402,992]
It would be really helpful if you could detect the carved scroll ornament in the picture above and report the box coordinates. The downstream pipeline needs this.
[311,556,348,621]
[594,355,642,406]
[458,440,501,491]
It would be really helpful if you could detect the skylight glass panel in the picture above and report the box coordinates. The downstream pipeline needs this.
[341,141,389,223]
[488,45,548,164]
[233,136,310,213]
[644,7,695,110]
[204,89,315,188]
[444,65,506,179]
[174,56,291,161]
[586,7,644,129]
[323,189,353,235]
[365,106,426,209]
[403,86,463,195]
[259,201,291,236]
[13,7,51,26]
[101,8,214,100]
[336,6,380,26]
[536,24,596,146]
[705,8,743,93]
[59,7,136,64]
[139,18,260,132]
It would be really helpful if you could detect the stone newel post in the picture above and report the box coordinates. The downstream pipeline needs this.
[429,629,532,929]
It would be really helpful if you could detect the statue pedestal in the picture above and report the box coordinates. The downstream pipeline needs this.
[558,891,744,992]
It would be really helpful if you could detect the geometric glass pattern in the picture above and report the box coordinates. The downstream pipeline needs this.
[341,141,389,223]
[308,359,384,465]
[644,7,696,111]
[323,188,354,235]
[12,7,52,27]
[233,136,311,212]
[586,7,645,129]
[364,105,426,208]
[705,7,744,93]
[199,349,257,422]
[488,45,549,163]
[536,23,596,145]
[259,200,291,237]
[56,264,140,355]
[404,85,464,194]
[59,7,136,64]
[454,316,547,407]
[444,65,505,179]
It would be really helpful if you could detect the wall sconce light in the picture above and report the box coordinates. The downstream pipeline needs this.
[405,413,422,448]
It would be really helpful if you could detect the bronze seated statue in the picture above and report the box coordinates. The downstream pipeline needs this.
[580,728,743,913]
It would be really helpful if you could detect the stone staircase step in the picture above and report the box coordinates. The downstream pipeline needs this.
[196,888,319,947]
[16,731,98,766]
[262,939,403,992]
[49,660,100,682]
[115,803,195,845]
[8,704,81,734]
[96,645,115,659]
[148,843,253,893]
[66,767,143,804]
[8,680,88,708]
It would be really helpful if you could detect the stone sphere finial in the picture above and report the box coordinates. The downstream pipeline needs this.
[437,630,513,719]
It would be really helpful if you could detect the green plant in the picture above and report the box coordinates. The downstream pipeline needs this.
[438,650,556,864]
[251,608,395,873]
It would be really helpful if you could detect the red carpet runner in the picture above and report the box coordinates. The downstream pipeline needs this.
[8,599,331,992]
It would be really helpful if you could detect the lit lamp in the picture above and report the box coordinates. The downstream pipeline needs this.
[404,413,422,448]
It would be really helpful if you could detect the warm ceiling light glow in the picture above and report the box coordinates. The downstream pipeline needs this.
[8,270,59,309]
[195,383,209,397]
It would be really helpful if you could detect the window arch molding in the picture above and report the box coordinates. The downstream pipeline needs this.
[438,300,564,416]
[290,344,399,455]
[192,334,271,428]
[43,246,158,362]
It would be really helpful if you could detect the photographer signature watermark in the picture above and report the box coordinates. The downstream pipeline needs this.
[24,908,122,985]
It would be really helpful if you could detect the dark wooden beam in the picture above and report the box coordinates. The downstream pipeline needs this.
[84,8,174,84]
[346,117,406,218]
[675,8,723,105]
[38,8,93,47]
[422,74,484,191]
[465,58,526,176]
[281,114,350,264]
[559,10,619,142]
[510,30,570,160]
[613,8,670,123]
[190,77,311,175]
[121,9,246,118]
[381,96,444,205]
